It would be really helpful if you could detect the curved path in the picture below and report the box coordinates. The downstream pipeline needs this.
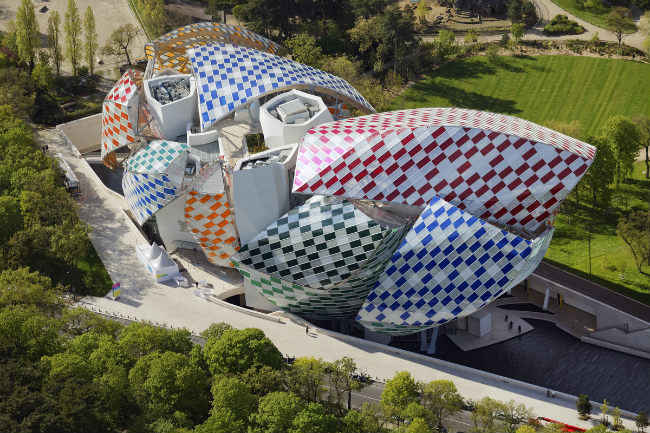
[523,0,645,49]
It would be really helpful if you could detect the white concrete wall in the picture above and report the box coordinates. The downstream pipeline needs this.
[259,90,333,149]
[145,75,197,141]
[231,163,291,245]
[155,193,198,250]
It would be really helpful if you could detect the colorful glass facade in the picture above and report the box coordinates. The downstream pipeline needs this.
[188,43,374,131]
[108,23,597,336]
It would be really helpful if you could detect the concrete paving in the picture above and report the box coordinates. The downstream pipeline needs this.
[40,124,640,429]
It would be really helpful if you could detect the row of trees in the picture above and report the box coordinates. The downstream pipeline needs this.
[546,114,649,206]
[0,106,108,292]
[576,395,649,433]
[15,0,98,75]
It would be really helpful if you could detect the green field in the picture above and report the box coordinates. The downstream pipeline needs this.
[391,55,650,302]
[390,55,650,137]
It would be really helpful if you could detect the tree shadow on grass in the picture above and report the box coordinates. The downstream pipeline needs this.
[407,80,521,115]
[433,58,498,80]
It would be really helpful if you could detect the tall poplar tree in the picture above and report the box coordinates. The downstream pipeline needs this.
[83,6,98,75]
[64,0,82,75]
[15,0,40,70]
[47,11,63,76]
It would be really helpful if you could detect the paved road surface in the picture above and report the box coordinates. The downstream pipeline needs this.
[536,261,650,322]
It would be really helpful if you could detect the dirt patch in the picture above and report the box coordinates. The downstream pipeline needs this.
[0,0,147,76]
[400,0,510,32]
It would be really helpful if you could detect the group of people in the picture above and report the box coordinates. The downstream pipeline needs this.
[504,315,522,333]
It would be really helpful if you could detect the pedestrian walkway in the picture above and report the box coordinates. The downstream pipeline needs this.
[41,125,639,429]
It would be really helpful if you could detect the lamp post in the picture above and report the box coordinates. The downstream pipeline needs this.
[587,226,591,275]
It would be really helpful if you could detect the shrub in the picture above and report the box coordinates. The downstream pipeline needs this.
[543,14,586,35]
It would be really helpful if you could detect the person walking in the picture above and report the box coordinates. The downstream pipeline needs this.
[305,326,309,335]
[505,314,509,322]
[518,324,521,333]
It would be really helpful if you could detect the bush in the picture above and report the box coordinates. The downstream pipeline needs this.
[544,15,586,35]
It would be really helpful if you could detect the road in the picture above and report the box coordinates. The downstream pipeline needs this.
[536,261,650,322]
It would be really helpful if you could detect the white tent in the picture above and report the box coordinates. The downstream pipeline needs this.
[136,243,179,282]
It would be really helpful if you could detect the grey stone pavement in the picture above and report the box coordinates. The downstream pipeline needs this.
[37,125,642,429]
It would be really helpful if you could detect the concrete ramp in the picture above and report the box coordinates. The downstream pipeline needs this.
[58,114,102,154]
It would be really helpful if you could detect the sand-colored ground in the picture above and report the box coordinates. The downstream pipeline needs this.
[0,0,147,78]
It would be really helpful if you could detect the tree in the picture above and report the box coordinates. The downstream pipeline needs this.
[577,394,592,420]
[406,417,431,433]
[351,0,387,19]
[583,136,615,205]
[139,0,167,38]
[285,33,323,68]
[516,426,537,433]
[328,356,364,412]
[634,115,650,180]
[471,397,506,433]
[510,23,526,46]
[118,322,193,358]
[421,379,463,429]
[612,407,623,431]
[83,6,98,75]
[607,7,636,48]
[203,328,283,376]
[15,0,40,69]
[600,399,609,424]
[0,306,64,361]
[206,0,234,22]
[32,63,55,92]
[508,0,524,23]
[241,365,285,396]
[64,0,83,75]
[601,115,640,187]
[0,267,62,313]
[128,351,210,426]
[584,0,599,15]
[381,371,420,425]
[289,403,339,433]
[0,196,23,245]
[637,411,649,433]
[501,400,535,432]
[249,391,305,433]
[287,356,327,403]
[200,322,234,340]
[433,30,458,63]
[617,211,650,273]
[0,69,35,122]
[102,24,139,66]
[465,30,478,45]
[196,376,256,433]
[416,0,429,27]
[61,307,123,337]
[47,11,63,76]
[343,402,387,433]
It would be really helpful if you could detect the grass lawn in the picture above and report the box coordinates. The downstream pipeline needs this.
[391,56,650,303]
[548,0,614,30]
[545,164,650,304]
[390,55,650,137]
